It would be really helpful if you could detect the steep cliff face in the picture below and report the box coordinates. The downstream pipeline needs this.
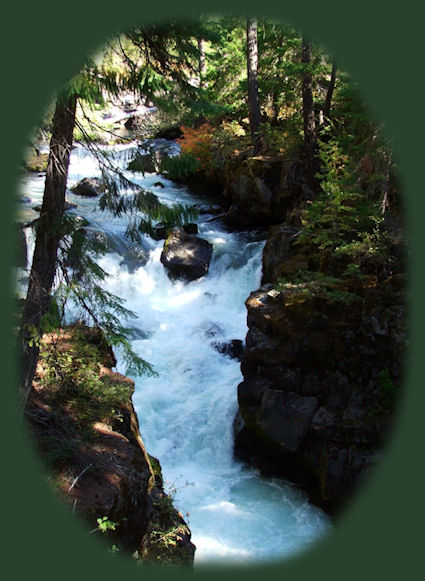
[26,326,195,566]
[220,156,314,230]
[234,225,407,514]
[174,152,312,230]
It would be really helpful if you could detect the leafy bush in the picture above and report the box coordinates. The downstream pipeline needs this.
[176,123,217,168]
[159,152,201,181]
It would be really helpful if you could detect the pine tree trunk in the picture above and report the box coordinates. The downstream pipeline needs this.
[18,93,77,407]
[246,18,263,155]
[323,60,337,119]
[301,35,317,185]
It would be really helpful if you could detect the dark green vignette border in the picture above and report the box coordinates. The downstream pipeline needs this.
[1,1,423,579]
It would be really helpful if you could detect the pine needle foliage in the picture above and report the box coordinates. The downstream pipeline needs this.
[73,117,198,241]
[48,214,158,378]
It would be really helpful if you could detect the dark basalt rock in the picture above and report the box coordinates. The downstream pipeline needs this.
[212,339,244,361]
[160,228,213,281]
[234,274,406,514]
[255,390,318,453]
[182,223,198,235]
[151,222,170,241]
[194,203,223,215]
[151,222,197,241]
[71,177,104,197]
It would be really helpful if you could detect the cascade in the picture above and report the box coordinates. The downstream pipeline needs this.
[19,141,330,566]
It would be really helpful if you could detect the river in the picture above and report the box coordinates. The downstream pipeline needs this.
[18,140,330,567]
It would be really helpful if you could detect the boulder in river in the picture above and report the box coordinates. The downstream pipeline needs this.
[151,222,170,241]
[71,177,104,197]
[212,339,244,361]
[194,203,222,215]
[127,153,156,173]
[182,223,198,235]
[160,228,213,281]
[151,221,199,243]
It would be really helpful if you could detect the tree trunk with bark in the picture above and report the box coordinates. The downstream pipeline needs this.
[323,60,337,119]
[18,92,77,407]
[301,35,317,186]
[246,18,263,155]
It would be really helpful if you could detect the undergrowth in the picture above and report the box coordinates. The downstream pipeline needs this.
[276,269,362,304]
[36,328,132,457]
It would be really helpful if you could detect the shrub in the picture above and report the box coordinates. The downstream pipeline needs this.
[177,123,217,168]
[159,152,201,181]
[38,329,133,441]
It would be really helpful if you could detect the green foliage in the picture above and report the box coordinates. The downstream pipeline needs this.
[260,120,303,157]
[38,329,133,440]
[342,262,362,278]
[108,545,120,557]
[159,152,201,181]
[56,214,157,377]
[125,203,198,242]
[298,139,382,254]
[257,21,303,124]
[368,369,399,417]
[93,153,197,242]
[97,516,118,533]
[141,479,194,567]
[91,516,120,556]
[376,369,398,411]
[202,16,247,115]
[276,269,362,305]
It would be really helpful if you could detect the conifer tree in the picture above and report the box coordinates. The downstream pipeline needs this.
[246,17,263,155]
[18,30,200,407]
[19,92,77,406]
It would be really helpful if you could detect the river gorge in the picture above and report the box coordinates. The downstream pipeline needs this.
[17,139,331,566]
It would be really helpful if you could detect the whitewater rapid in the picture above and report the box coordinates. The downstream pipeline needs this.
[18,142,330,567]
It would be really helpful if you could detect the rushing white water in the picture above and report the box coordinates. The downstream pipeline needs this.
[18,142,331,567]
